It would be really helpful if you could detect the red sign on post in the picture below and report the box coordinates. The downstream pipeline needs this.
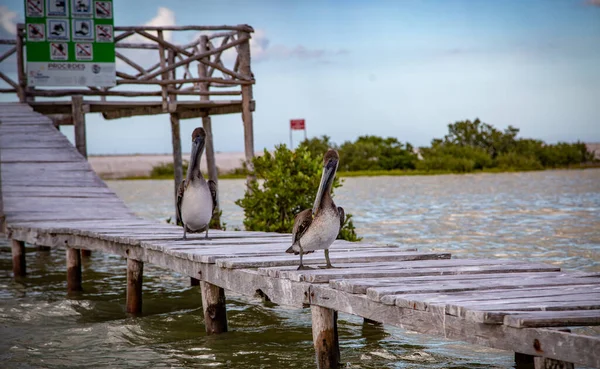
[290,119,305,130]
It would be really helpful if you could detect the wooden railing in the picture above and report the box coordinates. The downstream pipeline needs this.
[0,24,255,107]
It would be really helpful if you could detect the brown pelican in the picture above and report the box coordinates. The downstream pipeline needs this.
[176,127,217,240]
[286,149,345,269]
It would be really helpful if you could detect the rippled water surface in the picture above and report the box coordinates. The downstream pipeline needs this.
[1,169,599,368]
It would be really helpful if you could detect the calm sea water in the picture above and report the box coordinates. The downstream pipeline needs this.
[1,169,599,368]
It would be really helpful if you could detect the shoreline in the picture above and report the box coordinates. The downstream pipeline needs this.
[108,164,600,181]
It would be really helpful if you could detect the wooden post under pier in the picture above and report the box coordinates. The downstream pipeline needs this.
[167,49,183,215]
[11,239,26,278]
[311,305,340,369]
[66,247,82,292]
[15,25,25,103]
[238,31,256,185]
[198,35,220,228]
[200,281,227,334]
[71,95,92,258]
[126,258,143,314]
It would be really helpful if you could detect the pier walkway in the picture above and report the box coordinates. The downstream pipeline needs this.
[1,103,599,368]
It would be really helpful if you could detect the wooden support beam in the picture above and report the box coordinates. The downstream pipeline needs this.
[72,95,91,258]
[168,49,183,215]
[238,32,256,184]
[115,24,254,32]
[198,36,220,228]
[15,25,25,103]
[126,258,143,314]
[140,36,250,82]
[72,96,87,158]
[11,239,26,278]
[200,281,228,334]
[66,248,82,292]
[311,305,340,369]
[533,357,574,369]
[516,329,575,369]
[157,30,169,112]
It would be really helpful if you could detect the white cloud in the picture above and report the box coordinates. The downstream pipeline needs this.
[0,5,18,35]
[143,7,176,42]
[116,7,176,72]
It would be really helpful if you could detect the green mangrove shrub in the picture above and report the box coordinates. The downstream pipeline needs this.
[235,144,361,242]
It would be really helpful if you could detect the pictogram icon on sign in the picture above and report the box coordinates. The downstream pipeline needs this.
[50,42,68,60]
[94,1,112,19]
[27,23,46,42]
[72,0,92,17]
[75,43,93,60]
[26,0,44,17]
[95,24,113,42]
[47,19,69,41]
[47,0,67,17]
[72,19,94,41]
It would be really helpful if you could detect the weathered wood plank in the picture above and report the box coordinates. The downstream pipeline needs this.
[391,284,600,311]
[276,262,561,283]
[504,310,600,328]
[372,277,600,303]
[217,251,451,269]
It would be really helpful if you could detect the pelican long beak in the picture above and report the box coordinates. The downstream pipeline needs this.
[187,135,205,180]
[312,159,338,216]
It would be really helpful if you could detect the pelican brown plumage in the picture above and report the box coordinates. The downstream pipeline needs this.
[286,149,345,269]
[176,127,217,240]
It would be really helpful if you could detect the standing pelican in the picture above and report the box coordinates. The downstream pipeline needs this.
[176,127,217,240]
[286,149,345,269]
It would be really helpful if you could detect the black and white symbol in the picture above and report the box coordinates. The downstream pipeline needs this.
[72,0,92,17]
[94,1,112,19]
[95,24,113,42]
[46,0,67,17]
[26,0,44,18]
[47,19,69,41]
[75,43,93,60]
[50,42,68,60]
[27,23,45,42]
[92,64,101,74]
[73,19,94,41]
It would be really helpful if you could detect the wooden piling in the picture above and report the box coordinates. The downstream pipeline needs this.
[66,248,82,292]
[200,281,227,334]
[11,239,26,277]
[311,305,340,369]
[72,95,91,258]
[237,31,256,184]
[168,49,183,212]
[72,95,87,158]
[15,24,25,103]
[126,258,143,314]
[198,35,220,227]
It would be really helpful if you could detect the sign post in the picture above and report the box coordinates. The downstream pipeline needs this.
[290,119,306,149]
[23,0,116,87]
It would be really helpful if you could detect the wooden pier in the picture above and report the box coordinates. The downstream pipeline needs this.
[1,104,600,368]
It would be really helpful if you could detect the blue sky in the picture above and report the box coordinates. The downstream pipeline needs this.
[0,0,599,154]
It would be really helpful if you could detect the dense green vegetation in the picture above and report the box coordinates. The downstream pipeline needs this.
[234,144,361,242]
[299,118,596,174]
